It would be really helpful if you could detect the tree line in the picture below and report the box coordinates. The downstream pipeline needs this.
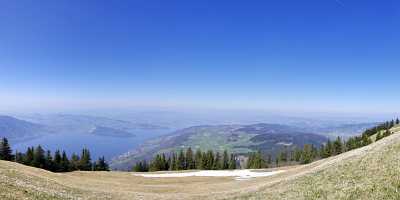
[250,118,400,168]
[136,118,399,171]
[0,137,109,172]
[133,148,237,172]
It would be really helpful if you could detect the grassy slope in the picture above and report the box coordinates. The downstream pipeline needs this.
[2,129,400,200]
[236,128,400,200]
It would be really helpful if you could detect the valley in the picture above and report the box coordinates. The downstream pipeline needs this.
[1,127,400,199]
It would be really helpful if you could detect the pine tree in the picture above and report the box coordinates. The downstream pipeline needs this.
[44,150,54,171]
[300,144,313,164]
[94,156,109,171]
[266,154,272,167]
[24,147,35,166]
[326,140,333,157]
[32,145,45,168]
[205,150,214,170]
[195,149,203,169]
[333,137,343,155]
[361,133,372,146]
[376,131,382,141]
[278,148,288,164]
[289,150,295,162]
[185,148,194,169]
[61,151,70,172]
[79,148,92,171]
[222,150,229,169]
[177,149,186,170]
[161,153,169,170]
[228,154,236,169]
[150,154,163,171]
[294,148,302,162]
[15,150,24,163]
[247,151,265,169]
[70,153,80,171]
[53,150,62,171]
[396,118,399,125]
[0,138,13,161]
[170,152,177,170]
[383,129,391,137]
[133,160,148,172]
[213,151,221,170]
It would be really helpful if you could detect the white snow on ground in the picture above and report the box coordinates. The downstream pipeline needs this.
[134,169,285,180]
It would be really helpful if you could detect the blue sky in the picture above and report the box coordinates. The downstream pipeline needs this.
[0,0,399,113]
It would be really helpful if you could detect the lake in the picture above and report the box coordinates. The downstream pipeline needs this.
[11,129,171,161]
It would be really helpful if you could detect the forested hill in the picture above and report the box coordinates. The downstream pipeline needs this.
[111,123,328,170]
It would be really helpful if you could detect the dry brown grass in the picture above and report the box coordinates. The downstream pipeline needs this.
[2,131,400,200]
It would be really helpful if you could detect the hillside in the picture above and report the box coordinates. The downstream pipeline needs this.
[0,115,53,142]
[18,114,168,134]
[111,123,327,170]
[1,127,400,199]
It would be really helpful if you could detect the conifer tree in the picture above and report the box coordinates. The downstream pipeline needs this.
[70,153,80,171]
[45,150,54,171]
[205,150,214,170]
[61,151,70,172]
[267,154,272,167]
[0,137,13,161]
[24,147,34,166]
[300,144,313,164]
[170,152,177,170]
[294,148,302,162]
[185,148,194,169]
[396,118,400,125]
[376,131,382,141]
[133,160,148,172]
[383,129,391,137]
[278,148,288,164]
[228,154,236,169]
[177,149,186,170]
[361,133,372,146]
[162,153,169,170]
[201,152,208,170]
[195,149,203,169]
[15,150,24,163]
[94,156,109,171]
[79,148,92,171]
[222,150,229,169]
[333,137,343,155]
[213,151,221,170]
[53,150,62,171]
[32,145,45,168]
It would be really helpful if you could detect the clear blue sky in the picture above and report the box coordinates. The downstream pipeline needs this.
[0,0,399,113]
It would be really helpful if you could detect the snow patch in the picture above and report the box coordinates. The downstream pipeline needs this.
[133,169,285,180]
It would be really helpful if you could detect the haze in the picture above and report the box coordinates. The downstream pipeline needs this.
[1,0,399,115]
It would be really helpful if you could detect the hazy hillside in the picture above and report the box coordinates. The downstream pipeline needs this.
[18,114,168,134]
[89,126,135,137]
[111,123,327,170]
[1,125,400,199]
[0,115,53,142]
[303,122,378,139]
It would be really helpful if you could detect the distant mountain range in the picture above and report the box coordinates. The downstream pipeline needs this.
[0,115,53,142]
[110,123,328,170]
[17,114,168,134]
[0,114,169,144]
